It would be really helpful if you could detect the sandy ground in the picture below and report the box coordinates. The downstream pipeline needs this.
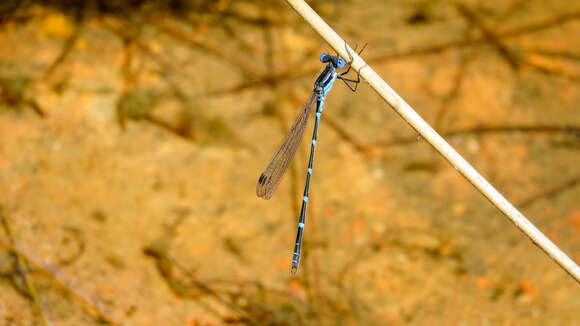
[1,1,579,325]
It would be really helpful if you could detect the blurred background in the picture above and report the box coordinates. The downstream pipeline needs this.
[1,0,579,325]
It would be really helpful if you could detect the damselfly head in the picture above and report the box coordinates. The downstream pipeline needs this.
[320,52,346,68]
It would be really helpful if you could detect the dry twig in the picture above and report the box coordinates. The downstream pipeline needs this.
[284,0,580,283]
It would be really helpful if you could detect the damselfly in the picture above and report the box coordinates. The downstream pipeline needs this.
[257,47,362,274]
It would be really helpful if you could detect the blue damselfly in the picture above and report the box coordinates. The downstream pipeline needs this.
[257,47,362,274]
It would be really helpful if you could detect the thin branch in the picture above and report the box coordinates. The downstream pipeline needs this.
[323,113,372,154]
[284,0,580,284]
[375,125,580,147]
[499,10,580,38]
[204,10,580,99]
[456,3,521,69]
[1,207,51,326]
[150,18,262,80]
[143,240,259,325]
[0,240,122,326]
[521,54,580,82]
[41,14,83,81]
[370,10,580,62]
[434,47,477,130]
[522,47,580,61]
[519,174,580,208]
[443,125,580,136]
[0,78,46,117]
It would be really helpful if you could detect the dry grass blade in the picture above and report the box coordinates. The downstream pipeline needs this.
[284,0,580,283]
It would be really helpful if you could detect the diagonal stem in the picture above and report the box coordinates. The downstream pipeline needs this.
[284,0,580,284]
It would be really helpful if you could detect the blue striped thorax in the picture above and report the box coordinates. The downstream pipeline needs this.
[315,52,345,96]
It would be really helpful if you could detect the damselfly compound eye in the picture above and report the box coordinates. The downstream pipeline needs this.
[337,57,346,68]
[319,53,330,62]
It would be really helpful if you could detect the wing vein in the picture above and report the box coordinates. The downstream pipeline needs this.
[256,92,318,199]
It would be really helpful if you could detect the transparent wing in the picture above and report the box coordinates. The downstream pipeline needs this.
[257,92,317,199]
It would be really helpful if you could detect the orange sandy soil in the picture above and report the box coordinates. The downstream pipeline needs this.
[0,1,579,325]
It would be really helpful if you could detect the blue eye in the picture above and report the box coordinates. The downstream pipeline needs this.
[337,58,346,68]
[319,53,330,62]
